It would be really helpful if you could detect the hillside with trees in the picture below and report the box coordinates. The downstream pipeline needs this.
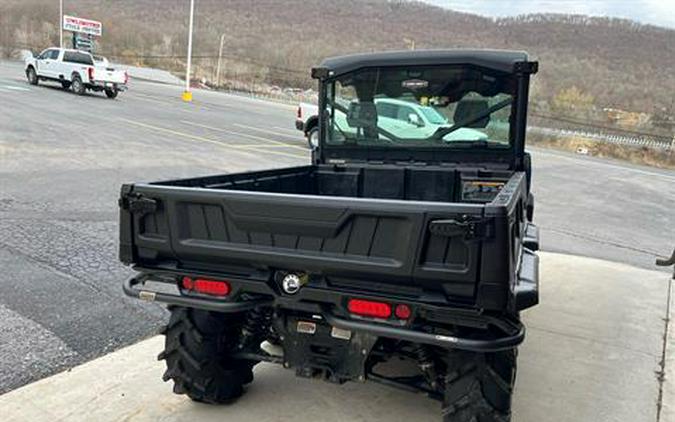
[1,0,674,135]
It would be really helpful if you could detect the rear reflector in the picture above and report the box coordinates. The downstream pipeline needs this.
[395,304,412,320]
[181,276,230,296]
[348,299,391,319]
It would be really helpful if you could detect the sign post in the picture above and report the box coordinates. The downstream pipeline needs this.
[59,0,63,48]
[182,0,195,102]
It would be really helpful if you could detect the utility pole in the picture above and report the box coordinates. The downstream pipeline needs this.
[215,33,226,88]
[182,0,195,102]
[59,0,63,48]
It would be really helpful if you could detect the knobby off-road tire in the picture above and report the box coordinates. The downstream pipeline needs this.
[442,350,517,422]
[159,306,256,404]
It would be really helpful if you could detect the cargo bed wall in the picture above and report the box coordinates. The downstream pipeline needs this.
[155,165,513,203]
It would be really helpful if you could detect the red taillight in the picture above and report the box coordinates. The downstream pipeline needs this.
[296,106,302,119]
[124,71,129,84]
[348,299,391,319]
[395,304,412,320]
[88,67,94,81]
[181,276,230,296]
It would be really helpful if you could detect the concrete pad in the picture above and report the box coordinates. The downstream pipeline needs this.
[0,252,670,422]
[515,253,669,422]
[0,336,439,422]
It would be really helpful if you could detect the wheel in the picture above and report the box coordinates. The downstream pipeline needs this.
[26,67,38,85]
[61,81,71,90]
[441,350,516,422]
[159,306,255,404]
[306,126,319,149]
[71,75,85,95]
[105,88,118,99]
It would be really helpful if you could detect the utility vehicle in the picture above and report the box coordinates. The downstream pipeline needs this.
[121,49,540,421]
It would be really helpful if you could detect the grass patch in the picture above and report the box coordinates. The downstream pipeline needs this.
[528,133,675,169]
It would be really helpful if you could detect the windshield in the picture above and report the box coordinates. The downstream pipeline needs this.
[419,106,448,125]
[325,65,515,149]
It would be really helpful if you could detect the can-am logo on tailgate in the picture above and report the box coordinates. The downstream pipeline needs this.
[402,79,428,89]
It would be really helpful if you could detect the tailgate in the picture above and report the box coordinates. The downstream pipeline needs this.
[94,67,125,83]
[120,184,486,299]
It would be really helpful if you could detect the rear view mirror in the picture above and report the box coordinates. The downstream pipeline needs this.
[346,102,378,130]
[454,99,490,128]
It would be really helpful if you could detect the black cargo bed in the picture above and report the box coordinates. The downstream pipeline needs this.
[120,165,526,305]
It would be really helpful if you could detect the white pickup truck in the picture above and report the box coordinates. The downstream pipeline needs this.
[296,98,488,148]
[295,102,321,148]
[25,48,128,98]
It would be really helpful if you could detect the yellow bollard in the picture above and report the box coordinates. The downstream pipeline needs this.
[182,91,193,102]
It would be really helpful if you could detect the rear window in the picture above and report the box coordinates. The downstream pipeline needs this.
[63,51,94,65]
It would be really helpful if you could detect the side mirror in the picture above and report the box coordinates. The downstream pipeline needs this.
[454,99,490,128]
[408,113,423,127]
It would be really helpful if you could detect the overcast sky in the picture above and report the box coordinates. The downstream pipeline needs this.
[420,0,675,29]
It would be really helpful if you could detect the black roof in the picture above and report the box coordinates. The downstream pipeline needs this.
[315,49,533,78]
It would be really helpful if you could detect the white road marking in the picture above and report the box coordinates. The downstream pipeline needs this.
[181,120,307,152]
[1,85,31,92]
[233,123,304,141]
[123,118,306,159]
[273,126,301,135]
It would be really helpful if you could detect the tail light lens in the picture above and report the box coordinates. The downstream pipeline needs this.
[181,276,230,297]
[124,71,129,84]
[348,299,391,319]
[296,106,302,119]
[88,67,94,81]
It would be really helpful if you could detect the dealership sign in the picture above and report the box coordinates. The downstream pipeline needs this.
[63,15,102,36]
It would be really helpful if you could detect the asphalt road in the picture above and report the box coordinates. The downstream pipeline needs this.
[0,59,673,393]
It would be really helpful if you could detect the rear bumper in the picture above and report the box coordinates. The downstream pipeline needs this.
[124,271,525,352]
[87,82,128,91]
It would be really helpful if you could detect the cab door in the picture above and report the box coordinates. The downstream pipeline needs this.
[374,101,401,134]
[36,49,59,78]
[393,104,428,140]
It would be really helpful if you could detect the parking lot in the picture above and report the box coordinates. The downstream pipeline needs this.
[1,252,672,421]
[0,58,673,420]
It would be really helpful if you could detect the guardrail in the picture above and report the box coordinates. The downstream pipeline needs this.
[529,126,674,151]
